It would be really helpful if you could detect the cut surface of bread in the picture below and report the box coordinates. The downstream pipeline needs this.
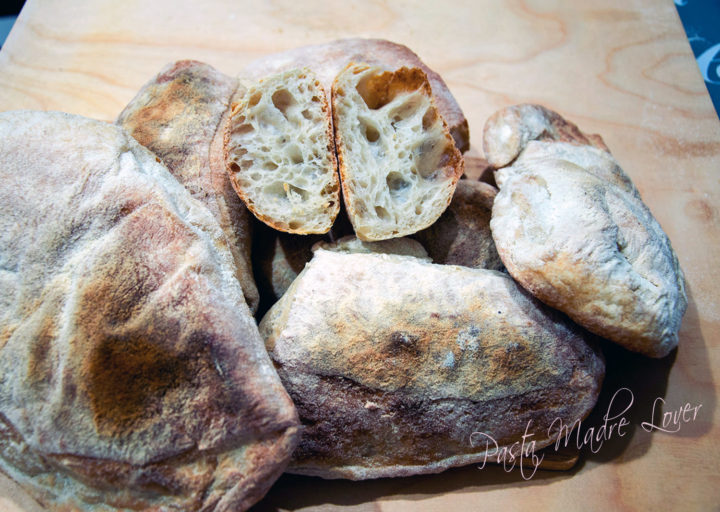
[225,68,339,234]
[242,38,471,153]
[332,63,463,241]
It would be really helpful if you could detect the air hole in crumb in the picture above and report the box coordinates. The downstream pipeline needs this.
[422,107,437,131]
[265,182,285,197]
[386,172,410,197]
[363,121,380,143]
[272,88,296,118]
[289,221,301,230]
[228,162,240,173]
[263,161,278,171]
[248,92,262,108]
[240,159,253,171]
[288,145,303,164]
[301,109,312,120]
[286,183,309,201]
[233,123,253,136]
[311,95,320,103]
[389,96,421,124]
[415,205,422,215]
[375,206,390,220]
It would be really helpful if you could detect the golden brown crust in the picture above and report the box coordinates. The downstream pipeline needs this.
[260,250,605,479]
[117,60,260,313]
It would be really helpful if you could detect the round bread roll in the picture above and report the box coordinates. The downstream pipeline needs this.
[491,158,687,358]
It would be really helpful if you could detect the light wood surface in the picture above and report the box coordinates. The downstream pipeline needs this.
[1,0,719,510]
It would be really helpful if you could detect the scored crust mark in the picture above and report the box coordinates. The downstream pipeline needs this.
[332,63,464,241]
[482,103,610,169]
[224,68,340,235]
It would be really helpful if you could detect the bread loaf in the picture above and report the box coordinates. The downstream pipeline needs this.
[117,60,260,312]
[260,250,605,479]
[242,38,470,152]
[0,111,299,511]
[224,68,340,234]
[332,63,464,241]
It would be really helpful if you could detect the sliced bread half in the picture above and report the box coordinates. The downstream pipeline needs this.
[224,68,340,234]
[332,63,463,241]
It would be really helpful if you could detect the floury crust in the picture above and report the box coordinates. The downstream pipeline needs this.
[0,111,298,511]
[260,250,604,479]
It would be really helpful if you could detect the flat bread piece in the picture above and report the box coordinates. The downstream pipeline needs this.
[225,68,340,234]
[117,60,260,313]
[0,111,299,511]
[243,38,470,152]
[332,63,464,241]
[260,250,605,479]
[491,159,687,358]
[412,179,503,270]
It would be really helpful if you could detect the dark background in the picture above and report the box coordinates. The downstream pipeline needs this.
[675,0,720,118]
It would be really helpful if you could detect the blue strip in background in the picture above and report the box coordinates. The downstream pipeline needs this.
[675,0,720,119]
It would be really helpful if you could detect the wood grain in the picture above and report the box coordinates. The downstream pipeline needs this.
[1,0,719,510]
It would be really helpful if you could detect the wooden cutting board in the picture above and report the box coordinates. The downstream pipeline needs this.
[1,0,719,510]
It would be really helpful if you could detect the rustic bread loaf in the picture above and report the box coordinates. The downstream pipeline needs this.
[224,68,340,234]
[242,38,470,152]
[117,60,260,312]
[412,179,503,269]
[489,127,687,357]
[0,111,299,511]
[260,250,605,479]
[332,63,464,241]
